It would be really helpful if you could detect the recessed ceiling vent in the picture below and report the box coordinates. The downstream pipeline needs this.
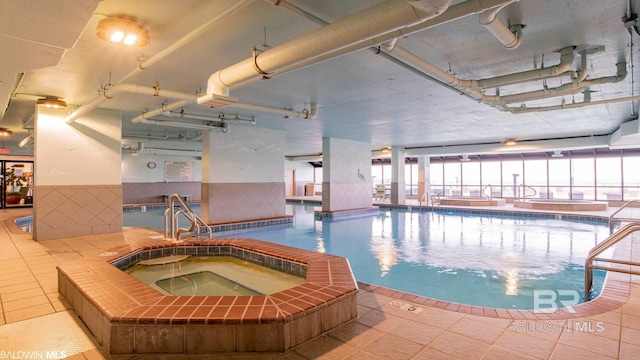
[197,93,238,108]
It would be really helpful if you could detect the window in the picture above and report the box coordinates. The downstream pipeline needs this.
[501,160,523,198]
[596,156,622,200]
[623,156,640,200]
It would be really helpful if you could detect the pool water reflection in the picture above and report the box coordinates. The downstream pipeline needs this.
[123,204,610,309]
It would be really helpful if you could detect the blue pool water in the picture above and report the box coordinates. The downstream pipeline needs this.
[123,204,610,309]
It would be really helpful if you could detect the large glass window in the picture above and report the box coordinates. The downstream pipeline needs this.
[372,165,383,187]
[523,159,547,198]
[443,162,461,196]
[461,161,480,196]
[501,160,523,198]
[571,158,595,200]
[623,156,640,200]
[596,156,622,200]
[548,158,570,198]
[481,161,501,197]
[430,162,444,195]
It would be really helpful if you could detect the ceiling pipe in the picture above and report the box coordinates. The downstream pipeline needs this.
[123,132,169,141]
[136,118,229,133]
[259,0,517,87]
[66,83,197,123]
[164,110,256,125]
[201,0,452,98]
[506,93,640,114]
[478,4,521,49]
[118,0,255,83]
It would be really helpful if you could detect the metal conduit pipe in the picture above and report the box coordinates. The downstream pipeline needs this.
[165,110,256,124]
[66,83,197,123]
[131,100,194,123]
[476,46,576,89]
[478,4,521,49]
[205,0,452,96]
[507,94,640,114]
[136,118,229,132]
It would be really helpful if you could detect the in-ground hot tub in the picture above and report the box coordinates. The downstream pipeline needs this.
[513,199,608,211]
[57,238,358,355]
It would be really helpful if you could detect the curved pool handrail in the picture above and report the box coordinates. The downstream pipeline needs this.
[482,184,493,199]
[517,184,537,200]
[164,194,212,240]
[608,199,640,234]
[584,221,640,301]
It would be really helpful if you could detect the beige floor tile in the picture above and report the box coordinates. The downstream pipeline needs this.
[360,333,424,360]
[550,343,617,360]
[356,291,393,310]
[2,294,50,312]
[355,309,405,332]
[621,326,640,344]
[0,280,41,294]
[326,320,385,348]
[621,313,640,330]
[412,307,465,329]
[81,348,108,360]
[389,319,444,346]
[4,302,55,323]
[506,319,566,342]
[448,316,507,344]
[0,270,32,281]
[482,346,539,360]
[428,331,490,360]
[412,347,460,360]
[1,287,45,302]
[557,325,620,358]
[1,275,38,287]
[293,335,358,360]
[619,341,640,360]
[343,350,384,360]
[494,329,556,359]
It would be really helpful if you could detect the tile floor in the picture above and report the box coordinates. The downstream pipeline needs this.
[0,203,639,359]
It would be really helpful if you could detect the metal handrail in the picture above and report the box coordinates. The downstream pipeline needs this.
[517,184,537,200]
[482,184,493,199]
[584,221,640,301]
[608,199,640,234]
[163,194,212,240]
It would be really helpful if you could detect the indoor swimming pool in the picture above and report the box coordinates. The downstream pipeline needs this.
[123,203,610,309]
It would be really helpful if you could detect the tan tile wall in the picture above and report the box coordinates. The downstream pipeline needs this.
[201,182,286,223]
[122,182,201,203]
[33,185,122,241]
[322,182,372,212]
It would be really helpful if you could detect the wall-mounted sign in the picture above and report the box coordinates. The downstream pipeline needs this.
[164,161,194,182]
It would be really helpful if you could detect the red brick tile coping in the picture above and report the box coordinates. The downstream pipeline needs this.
[57,238,359,355]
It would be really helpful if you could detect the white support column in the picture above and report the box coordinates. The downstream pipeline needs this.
[33,107,123,240]
[201,126,286,223]
[418,156,431,204]
[391,146,405,204]
[322,137,372,212]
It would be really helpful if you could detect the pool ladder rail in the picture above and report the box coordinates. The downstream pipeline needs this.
[584,201,640,301]
[164,194,212,241]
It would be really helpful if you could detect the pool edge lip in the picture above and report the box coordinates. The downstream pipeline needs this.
[57,237,359,354]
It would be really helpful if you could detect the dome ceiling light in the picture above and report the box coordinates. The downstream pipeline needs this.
[96,15,150,47]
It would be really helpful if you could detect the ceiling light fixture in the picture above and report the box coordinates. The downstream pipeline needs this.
[96,15,150,47]
[551,150,564,158]
[504,139,518,146]
[0,128,13,137]
[460,154,470,161]
[36,96,67,109]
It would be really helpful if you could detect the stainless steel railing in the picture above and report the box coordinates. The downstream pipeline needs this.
[608,199,640,234]
[164,194,212,240]
[584,221,640,301]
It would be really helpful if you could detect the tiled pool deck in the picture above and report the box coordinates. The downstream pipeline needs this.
[1,201,640,359]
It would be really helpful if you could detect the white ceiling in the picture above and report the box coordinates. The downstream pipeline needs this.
[1,0,639,157]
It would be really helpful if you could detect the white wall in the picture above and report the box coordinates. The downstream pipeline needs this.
[285,160,314,182]
[121,138,203,183]
[35,108,121,186]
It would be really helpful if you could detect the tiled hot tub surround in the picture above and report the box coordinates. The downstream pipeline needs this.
[57,238,358,355]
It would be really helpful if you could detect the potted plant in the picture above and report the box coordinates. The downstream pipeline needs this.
[4,168,28,205]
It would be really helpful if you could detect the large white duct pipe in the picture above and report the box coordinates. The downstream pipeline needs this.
[256,0,516,87]
[478,5,521,49]
[203,0,451,97]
